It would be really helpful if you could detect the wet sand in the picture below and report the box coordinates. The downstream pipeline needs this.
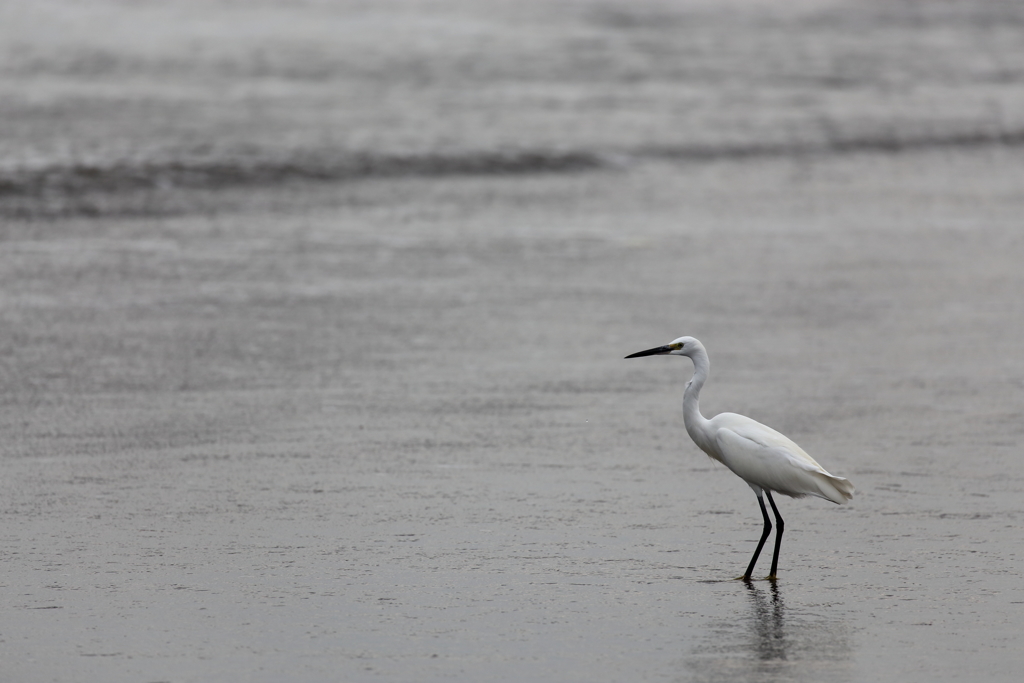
[2,1,1024,681]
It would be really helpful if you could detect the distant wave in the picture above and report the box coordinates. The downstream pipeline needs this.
[0,149,603,197]
[3,127,1023,217]
[641,128,1024,161]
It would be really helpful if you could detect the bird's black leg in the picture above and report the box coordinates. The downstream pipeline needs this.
[766,491,784,579]
[743,494,773,580]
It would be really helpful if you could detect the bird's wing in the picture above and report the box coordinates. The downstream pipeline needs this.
[712,415,854,504]
[714,413,822,466]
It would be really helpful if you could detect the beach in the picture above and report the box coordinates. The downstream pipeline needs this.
[2,1,1024,681]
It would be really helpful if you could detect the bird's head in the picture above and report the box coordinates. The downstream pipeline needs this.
[625,336,702,359]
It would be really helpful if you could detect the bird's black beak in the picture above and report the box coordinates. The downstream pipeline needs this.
[625,345,672,359]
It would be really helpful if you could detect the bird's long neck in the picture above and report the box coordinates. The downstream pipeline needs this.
[683,346,715,455]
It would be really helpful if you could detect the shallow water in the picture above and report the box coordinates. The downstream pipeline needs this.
[2,1,1024,681]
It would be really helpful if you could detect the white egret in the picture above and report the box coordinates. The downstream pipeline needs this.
[626,336,854,580]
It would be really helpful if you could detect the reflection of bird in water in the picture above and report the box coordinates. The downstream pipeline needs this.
[744,578,787,661]
[626,336,854,579]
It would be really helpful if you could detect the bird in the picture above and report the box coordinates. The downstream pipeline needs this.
[625,336,854,580]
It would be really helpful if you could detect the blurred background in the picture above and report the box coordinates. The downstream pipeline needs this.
[2,1,1023,682]
[3,0,1024,216]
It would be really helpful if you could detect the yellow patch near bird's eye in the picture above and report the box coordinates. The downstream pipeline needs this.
[669,342,683,350]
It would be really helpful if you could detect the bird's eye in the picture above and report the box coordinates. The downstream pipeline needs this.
[670,342,684,350]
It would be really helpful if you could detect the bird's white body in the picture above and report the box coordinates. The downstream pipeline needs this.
[674,336,853,504]
[695,412,854,504]
[626,335,853,579]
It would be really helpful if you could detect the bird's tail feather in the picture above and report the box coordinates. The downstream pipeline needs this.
[813,472,855,504]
